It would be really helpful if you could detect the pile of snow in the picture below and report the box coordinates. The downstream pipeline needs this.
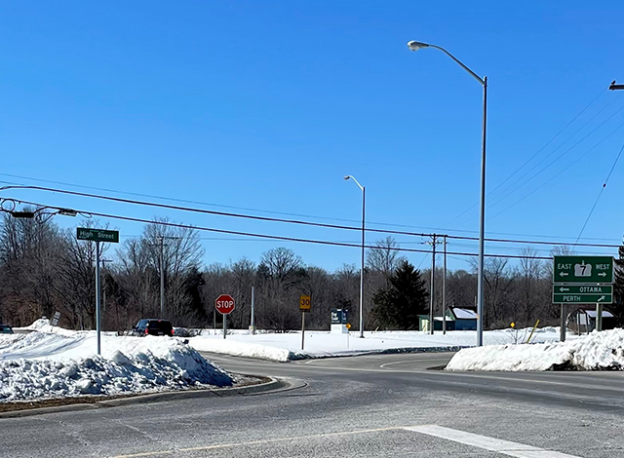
[188,327,564,361]
[0,329,233,403]
[446,329,624,372]
[189,338,293,362]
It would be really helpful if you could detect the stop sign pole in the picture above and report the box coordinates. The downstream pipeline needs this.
[215,294,235,339]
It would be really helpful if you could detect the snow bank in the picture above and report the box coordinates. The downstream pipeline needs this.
[189,337,293,363]
[0,334,233,403]
[446,329,624,372]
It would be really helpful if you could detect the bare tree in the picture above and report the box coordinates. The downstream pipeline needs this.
[366,236,406,287]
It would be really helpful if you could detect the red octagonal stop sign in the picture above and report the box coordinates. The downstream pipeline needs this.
[215,294,235,315]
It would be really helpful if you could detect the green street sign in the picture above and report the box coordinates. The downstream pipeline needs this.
[77,228,119,243]
[553,285,613,295]
[553,256,614,284]
[553,294,613,304]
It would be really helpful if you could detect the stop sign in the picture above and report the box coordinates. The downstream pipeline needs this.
[215,294,235,315]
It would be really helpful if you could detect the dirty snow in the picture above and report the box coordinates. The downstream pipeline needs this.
[446,328,624,371]
[0,321,233,403]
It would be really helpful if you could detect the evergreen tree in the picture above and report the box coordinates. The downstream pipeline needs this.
[612,240,624,327]
[372,260,429,330]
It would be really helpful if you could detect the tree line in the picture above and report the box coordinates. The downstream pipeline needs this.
[0,213,622,331]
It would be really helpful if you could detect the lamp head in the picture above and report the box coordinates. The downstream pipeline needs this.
[344,176,350,181]
[407,41,430,52]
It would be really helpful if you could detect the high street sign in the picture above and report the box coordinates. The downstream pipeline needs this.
[553,256,614,284]
[554,285,613,295]
[552,294,613,304]
[77,228,119,244]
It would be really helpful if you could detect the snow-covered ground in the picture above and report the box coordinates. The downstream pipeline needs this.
[187,326,565,362]
[446,329,624,371]
[0,320,233,403]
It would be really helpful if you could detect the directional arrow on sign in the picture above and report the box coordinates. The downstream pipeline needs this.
[598,272,607,277]
[559,287,570,292]
[560,272,569,277]
[597,296,606,302]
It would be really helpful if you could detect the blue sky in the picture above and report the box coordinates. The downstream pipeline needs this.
[1,1,623,272]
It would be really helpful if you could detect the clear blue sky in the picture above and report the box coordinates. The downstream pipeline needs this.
[1,1,623,272]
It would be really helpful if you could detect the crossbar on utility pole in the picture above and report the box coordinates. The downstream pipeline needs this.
[609,81,624,90]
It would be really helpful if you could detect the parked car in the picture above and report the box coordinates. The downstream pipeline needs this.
[0,324,14,334]
[130,319,174,337]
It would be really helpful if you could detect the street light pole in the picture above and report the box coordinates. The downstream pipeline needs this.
[344,175,366,338]
[407,40,488,346]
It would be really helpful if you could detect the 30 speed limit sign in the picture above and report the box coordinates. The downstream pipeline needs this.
[299,295,311,313]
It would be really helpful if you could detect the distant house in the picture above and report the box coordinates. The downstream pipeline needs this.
[418,307,478,332]
[567,308,615,334]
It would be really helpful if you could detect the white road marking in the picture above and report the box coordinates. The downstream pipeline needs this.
[404,425,582,458]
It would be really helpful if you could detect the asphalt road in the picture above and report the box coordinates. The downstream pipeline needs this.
[1,351,623,458]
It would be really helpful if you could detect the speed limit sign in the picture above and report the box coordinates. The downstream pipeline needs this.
[299,295,311,312]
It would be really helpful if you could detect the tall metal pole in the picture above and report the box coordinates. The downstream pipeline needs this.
[159,237,165,319]
[359,186,366,338]
[442,236,447,334]
[95,241,102,355]
[430,235,436,335]
[476,77,488,347]
[560,304,566,342]
[250,286,256,334]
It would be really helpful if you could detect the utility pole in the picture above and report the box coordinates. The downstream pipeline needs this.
[250,286,256,334]
[429,234,437,335]
[95,241,102,355]
[159,237,165,319]
[442,236,447,335]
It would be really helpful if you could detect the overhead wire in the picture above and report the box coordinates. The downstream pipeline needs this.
[6,196,558,260]
[3,184,622,249]
[573,139,624,245]
[447,87,609,225]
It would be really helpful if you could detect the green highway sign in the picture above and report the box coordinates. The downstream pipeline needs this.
[77,228,119,243]
[553,285,613,295]
[553,256,614,284]
[553,294,613,304]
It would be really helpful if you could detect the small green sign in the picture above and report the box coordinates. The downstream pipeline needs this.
[77,228,119,243]
[553,256,614,284]
[553,285,613,295]
[552,294,613,304]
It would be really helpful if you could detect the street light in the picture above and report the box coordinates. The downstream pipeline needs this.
[344,175,366,338]
[407,40,488,346]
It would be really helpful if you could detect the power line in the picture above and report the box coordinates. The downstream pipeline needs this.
[4,184,622,250]
[9,196,560,260]
[447,87,609,225]
[574,139,624,244]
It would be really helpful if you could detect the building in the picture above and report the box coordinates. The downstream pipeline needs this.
[567,307,615,334]
[418,307,478,332]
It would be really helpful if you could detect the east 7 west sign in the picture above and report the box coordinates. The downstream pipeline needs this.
[553,256,614,284]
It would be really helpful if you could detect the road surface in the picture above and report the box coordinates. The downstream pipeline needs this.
[1,351,623,457]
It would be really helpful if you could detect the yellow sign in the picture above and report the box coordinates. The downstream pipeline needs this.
[299,295,311,312]
[346,323,351,330]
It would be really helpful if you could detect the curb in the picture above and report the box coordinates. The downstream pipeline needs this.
[0,375,288,419]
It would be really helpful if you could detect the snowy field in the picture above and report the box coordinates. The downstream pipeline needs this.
[187,326,565,362]
[0,320,233,403]
[446,329,624,371]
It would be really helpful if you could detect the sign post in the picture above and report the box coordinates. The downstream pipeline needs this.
[552,256,614,340]
[77,228,119,355]
[215,294,235,339]
[299,295,311,350]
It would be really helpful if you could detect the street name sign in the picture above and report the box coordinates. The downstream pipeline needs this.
[299,295,311,313]
[215,294,235,315]
[552,294,613,304]
[77,228,119,243]
[553,256,613,284]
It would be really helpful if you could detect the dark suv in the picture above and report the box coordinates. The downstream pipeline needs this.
[0,324,13,334]
[131,319,174,337]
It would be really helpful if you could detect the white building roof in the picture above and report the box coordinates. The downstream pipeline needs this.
[452,308,478,319]
[586,310,614,318]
